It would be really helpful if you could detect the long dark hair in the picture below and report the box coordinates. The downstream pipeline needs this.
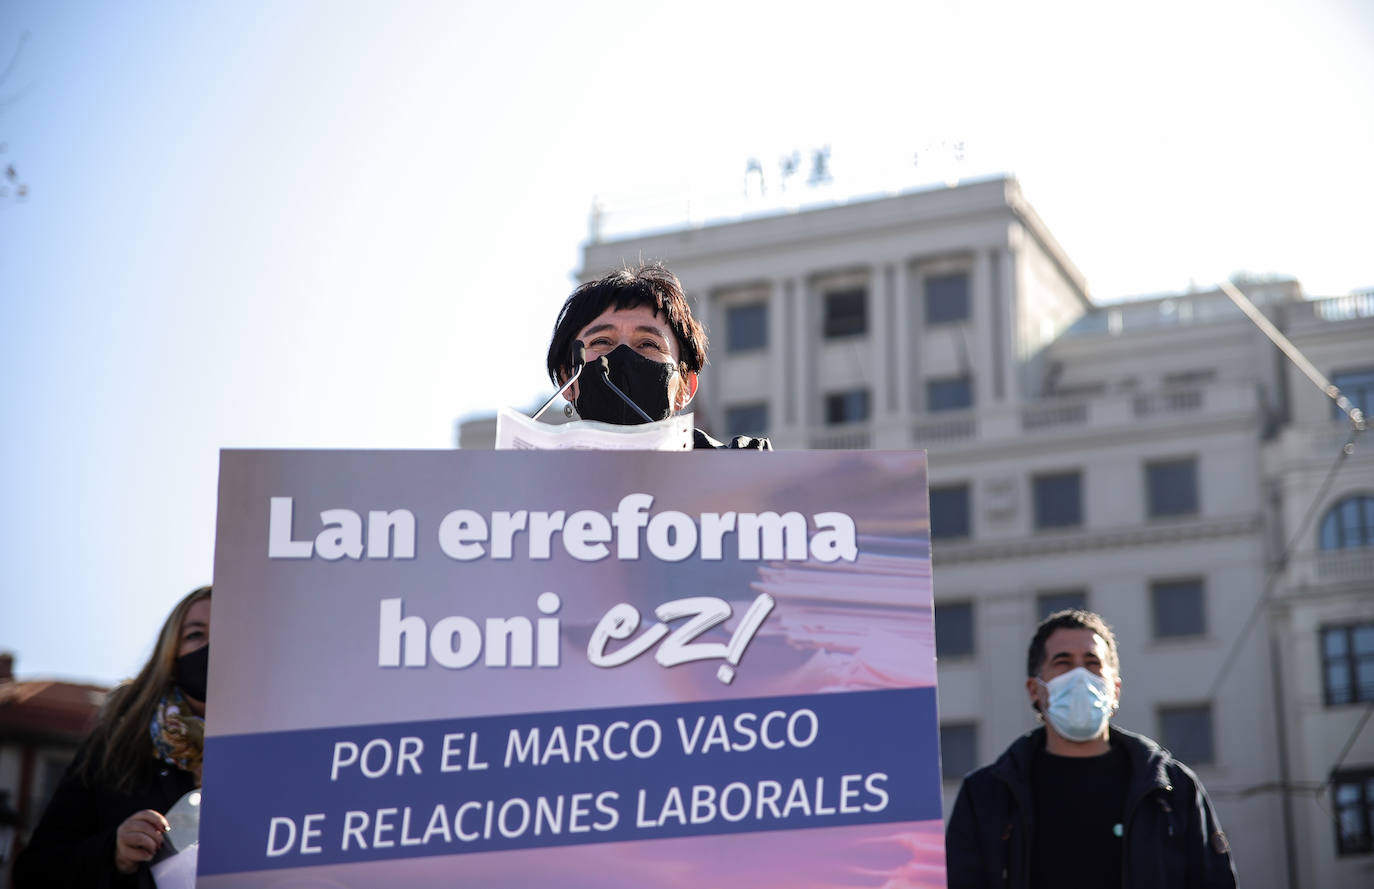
[76,586,211,793]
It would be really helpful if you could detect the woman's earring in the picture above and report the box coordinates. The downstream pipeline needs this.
[564,403,575,419]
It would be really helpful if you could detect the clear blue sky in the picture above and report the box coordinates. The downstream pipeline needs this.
[2,0,1371,686]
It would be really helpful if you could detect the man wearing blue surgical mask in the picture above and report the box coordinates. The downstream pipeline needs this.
[945,610,1237,888]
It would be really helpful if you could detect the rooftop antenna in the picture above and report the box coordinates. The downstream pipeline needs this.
[808,145,832,186]
[587,198,604,244]
[744,158,766,198]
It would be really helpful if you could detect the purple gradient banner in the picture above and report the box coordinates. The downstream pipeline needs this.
[203,449,944,888]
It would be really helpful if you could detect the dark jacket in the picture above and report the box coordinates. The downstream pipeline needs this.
[945,726,1237,889]
[14,741,197,889]
[693,429,772,450]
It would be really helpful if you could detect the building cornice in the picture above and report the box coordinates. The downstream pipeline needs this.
[932,513,1264,565]
[920,409,1262,470]
[1004,181,1092,308]
[581,177,1024,277]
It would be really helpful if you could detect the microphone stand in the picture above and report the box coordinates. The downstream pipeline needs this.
[530,341,657,424]
[531,366,583,421]
[531,339,587,421]
[596,359,654,423]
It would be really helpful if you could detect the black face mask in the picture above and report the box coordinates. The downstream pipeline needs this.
[575,344,677,425]
[173,645,209,702]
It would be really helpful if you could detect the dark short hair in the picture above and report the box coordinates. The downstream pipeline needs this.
[546,262,708,385]
[1026,609,1120,678]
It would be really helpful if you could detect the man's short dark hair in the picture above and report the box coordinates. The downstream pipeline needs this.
[546,262,708,386]
[1027,609,1120,678]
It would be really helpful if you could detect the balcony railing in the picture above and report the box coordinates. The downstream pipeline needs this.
[1021,402,1088,430]
[810,426,873,450]
[1132,387,1203,417]
[1317,548,1374,583]
[1286,548,1374,588]
[912,415,977,444]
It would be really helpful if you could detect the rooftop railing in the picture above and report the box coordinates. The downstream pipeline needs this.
[1294,291,1374,323]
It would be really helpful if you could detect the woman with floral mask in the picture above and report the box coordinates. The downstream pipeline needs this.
[15,586,211,889]
[546,262,771,450]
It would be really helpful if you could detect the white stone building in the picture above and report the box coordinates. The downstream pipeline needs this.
[1264,291,1374,888]
[463,175,1373,887]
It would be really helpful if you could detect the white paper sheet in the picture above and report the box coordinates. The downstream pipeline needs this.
[151,844,198,889]
[494,407,694,450]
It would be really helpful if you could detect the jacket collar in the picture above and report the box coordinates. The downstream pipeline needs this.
[1110,725,1175,803]
[990,724,1174,798]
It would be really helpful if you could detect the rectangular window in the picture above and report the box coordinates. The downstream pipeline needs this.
[1331,367,1374,421]
[927,375,974,412]
[825,388,870,425]
[925,272,970,325]
[823,288,867,338]
[1033,471,1082,529]
[929,484,971,540]
[1146,458,1199,518]
[726,302,768,353]
[1162,368,1216,387]
[940,723,979,781]
[1322,623,1374,706]
[1333,768,1374,855]
[1151,578,1207,638]
[1037,589,1087,620]
[935,602,975,658]
[1158,703,1214,766]
[724,402,769,439]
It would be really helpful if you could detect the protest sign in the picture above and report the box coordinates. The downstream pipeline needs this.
[200,449,945,888]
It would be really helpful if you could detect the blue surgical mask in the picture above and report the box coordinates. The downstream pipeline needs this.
[1037,666,1114,742]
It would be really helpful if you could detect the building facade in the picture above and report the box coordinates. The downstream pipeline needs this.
[465,175,1372,887]
[1264,292,1374,888]
[0,653,108,889]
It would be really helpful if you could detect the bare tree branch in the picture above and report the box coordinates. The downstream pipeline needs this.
[0,31,28,87]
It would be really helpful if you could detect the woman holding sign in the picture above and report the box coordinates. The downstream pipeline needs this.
[14,586,210,889]
[546,262,772,450]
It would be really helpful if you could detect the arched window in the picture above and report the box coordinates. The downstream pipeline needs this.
[1320,495,1374,550]
[1331,368,1374,421]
